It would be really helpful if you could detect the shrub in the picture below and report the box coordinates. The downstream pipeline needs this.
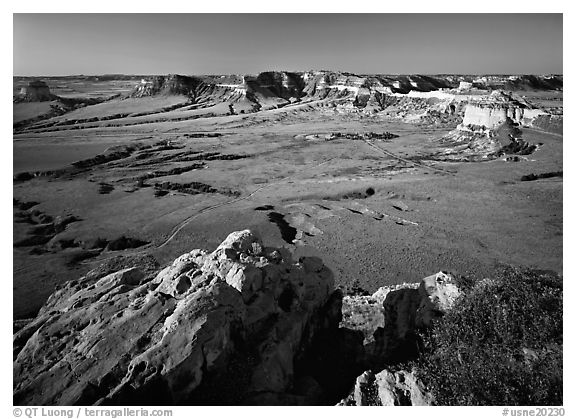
[416,267,562,405]
[107,235,149,251]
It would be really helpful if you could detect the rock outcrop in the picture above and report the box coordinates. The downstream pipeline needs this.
[459,91,545,130]
[15,80,55,102]
[255,71,305,100]
[13,230,338,405]
[338,272,460,406]
[337,368,433,406]
[435,91,546,161]
[13,226,464,406]
[131,74,207,98]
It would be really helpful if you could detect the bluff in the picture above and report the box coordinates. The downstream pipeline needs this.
[435,91,550,161]
[130,74,207,98]
[460,91,545,129]
[15,80,56,102]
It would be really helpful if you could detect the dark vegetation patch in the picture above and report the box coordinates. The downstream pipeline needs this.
[13,172,35,182]
[154,189,169,197]
[254,205,275,211]
[327,131,399,141]
[416,267,562,405]
[129,153,184,167]
[323,187,377,201]
[492,123,539,157]
[98,183,114,194]
[135,151,156,160]
[71,146,137,169]
[176,152,251,162]
[267,212,298,244]
[182,133,223,138]
[13,199,39,211]
[153,181,240,197]
[128,150,249,169]
[138,163,205,181]
[520,171,563,182]
[391,202,410,212]
[56,238,80,249]
[498,137,539,156]
[151,140,185,151]
[106,236,149,251]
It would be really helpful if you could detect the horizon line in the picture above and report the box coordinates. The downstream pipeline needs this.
[13,71,564,78]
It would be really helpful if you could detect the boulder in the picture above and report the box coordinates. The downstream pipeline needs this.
[13,230,337,406]
[416,271,460,328]
[338,368,433,406]
[338,272,459,406]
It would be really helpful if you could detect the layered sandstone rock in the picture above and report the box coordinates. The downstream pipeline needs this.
[459,91,545,130]
[13,230,337,405]
[434,90,547,161]
[255,71,305,100]
[131,74,206,98]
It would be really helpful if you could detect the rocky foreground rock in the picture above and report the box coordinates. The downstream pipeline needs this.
[339,271,460,406]
[13,230,460,406]
[14,230,338,405]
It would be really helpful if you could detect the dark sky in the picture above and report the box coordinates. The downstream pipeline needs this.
[13,14,563,76]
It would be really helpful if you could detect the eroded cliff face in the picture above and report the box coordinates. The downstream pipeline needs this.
[128,72,464,116]
[461,102,545,129]
[255,71,305,100]
[131,75,207,98]
[431,91,548,161]
[459,91,545,130]
[124,73,559,122]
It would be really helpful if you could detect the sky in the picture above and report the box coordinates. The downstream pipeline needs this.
[13,14,563,76]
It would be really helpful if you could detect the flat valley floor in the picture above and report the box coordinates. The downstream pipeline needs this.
[13,109,562,319]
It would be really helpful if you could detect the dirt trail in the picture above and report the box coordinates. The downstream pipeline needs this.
[156,158,335,248]
[361,139,456,176]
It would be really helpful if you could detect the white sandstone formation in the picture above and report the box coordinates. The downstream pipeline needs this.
[338,368,433,406]
[459,91,545,130]
[13,230,337,405]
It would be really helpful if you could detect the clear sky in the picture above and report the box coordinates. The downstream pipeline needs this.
[13,14,563,76]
